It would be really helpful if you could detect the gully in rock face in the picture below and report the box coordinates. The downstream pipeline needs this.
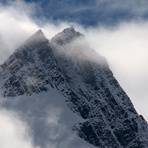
[0,28,148,148]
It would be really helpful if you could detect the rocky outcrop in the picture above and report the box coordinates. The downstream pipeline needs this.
[0,27,148,147]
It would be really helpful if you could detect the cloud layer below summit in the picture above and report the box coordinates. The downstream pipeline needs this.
[0,109,37,148]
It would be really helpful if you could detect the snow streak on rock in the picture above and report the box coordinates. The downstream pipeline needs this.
[0,27,148,148]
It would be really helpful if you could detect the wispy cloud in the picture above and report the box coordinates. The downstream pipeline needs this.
[0,0,148,120]
[0,0,38,63]
[94,0,148,17]
[31,0,148,25]
[82,21,148,120]
[0,109,38,148]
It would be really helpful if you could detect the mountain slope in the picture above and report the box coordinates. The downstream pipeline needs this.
[0,27,148,148]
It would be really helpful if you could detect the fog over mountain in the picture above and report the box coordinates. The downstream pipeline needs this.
[1,1,148,147]
[0,26,148,147]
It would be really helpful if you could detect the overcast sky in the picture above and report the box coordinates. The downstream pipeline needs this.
[0,0,148,147]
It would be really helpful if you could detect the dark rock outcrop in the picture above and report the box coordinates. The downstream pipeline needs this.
[0,27,148,147]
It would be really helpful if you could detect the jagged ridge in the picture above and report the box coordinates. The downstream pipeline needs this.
[0,27,148,148]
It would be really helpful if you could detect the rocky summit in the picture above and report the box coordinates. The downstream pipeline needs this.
[0,27,148,148]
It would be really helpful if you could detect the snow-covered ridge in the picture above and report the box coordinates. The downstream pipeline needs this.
[51,27,83,45]
[0,27,148,148]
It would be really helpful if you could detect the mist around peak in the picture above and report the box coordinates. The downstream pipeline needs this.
[51,27,83,45]
[0,0,148,121]
[1,0,148,147]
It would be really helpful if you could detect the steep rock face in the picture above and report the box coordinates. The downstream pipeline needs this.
[51,27,82,45]
[0,27,148,148]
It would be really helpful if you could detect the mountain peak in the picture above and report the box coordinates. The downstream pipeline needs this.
[1,29,49,71]
[51,27,83,45]
[34,29,44,36]
[30,29,44,38]
[24,29,47,45]
[1,27,148,148]
[62,26,79,34]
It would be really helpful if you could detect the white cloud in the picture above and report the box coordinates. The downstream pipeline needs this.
[0,109,39,148]
[82,21,148,121]
[0,0,39,63]
[0,0,71,63]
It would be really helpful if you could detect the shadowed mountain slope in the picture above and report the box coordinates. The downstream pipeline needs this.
[0,27,148,148]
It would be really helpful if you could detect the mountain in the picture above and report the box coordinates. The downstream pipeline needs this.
[0,27,148,148]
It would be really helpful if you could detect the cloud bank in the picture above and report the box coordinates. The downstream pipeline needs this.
[83,22,148,120]
[0,0,39,63]
[0,109,38,148]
